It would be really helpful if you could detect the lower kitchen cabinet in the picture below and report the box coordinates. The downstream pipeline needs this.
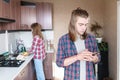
[14,53,53,80]
[43,53,53,80]
[14,60,36,80]
[14,66,28,80]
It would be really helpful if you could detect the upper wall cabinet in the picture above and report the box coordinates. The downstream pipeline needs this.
[0,0,17,21]
[21,1,36,30]
[36,2,53,30]
[0,0,21,30]
[0,0,10,19]
[20,2,53,30]
[9,0,21,30]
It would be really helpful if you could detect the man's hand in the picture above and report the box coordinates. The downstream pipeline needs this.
[76,49,99,62]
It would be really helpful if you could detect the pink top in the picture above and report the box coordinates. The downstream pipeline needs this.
[30,35,46,60]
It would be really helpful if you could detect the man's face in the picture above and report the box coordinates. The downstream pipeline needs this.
[75,17,89,35]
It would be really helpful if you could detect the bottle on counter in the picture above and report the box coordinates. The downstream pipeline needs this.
[44,40,47,51]
[47,40,51,51]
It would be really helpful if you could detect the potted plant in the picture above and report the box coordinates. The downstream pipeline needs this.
[90,22,103,43]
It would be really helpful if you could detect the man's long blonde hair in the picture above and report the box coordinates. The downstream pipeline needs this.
[69,7,89,41]
[31,23,43,39]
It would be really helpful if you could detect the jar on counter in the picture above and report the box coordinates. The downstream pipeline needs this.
[47,40,51,51]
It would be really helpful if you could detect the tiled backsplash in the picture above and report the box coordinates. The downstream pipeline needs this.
[0,33,7,54]
[0,30,54,54]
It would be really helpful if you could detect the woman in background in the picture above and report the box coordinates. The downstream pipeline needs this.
[29,23,46,80]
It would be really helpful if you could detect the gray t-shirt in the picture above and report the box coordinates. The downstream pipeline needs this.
[74,38,86,80]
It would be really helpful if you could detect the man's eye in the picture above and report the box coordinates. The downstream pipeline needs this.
[85,23,89,26]
[79,24,83,26]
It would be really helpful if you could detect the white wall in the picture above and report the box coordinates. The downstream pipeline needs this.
[117,1,120,80]
[104,0,117,80]
[0,33,7,54]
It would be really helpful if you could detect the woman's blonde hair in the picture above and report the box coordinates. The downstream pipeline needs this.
[31,23,43,39]
[69,7,89,41]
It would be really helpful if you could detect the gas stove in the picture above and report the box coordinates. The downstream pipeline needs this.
[0,53,25,67]
[0,60,24,67]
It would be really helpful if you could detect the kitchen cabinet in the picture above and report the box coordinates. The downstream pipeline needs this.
[36,2,53,30]
[9,0,21,30]
[15,65,28,80]
[14,60,36,80]
[44,53,53,79]
[21,5,36,30]
[21,1,36,30]
[0,0,21,30]
[20,1,53,30]
[0,0,10,19]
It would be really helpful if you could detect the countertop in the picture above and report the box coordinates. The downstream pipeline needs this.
[0,54,34,80]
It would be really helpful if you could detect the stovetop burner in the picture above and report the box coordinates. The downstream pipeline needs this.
[0,60,24,67]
